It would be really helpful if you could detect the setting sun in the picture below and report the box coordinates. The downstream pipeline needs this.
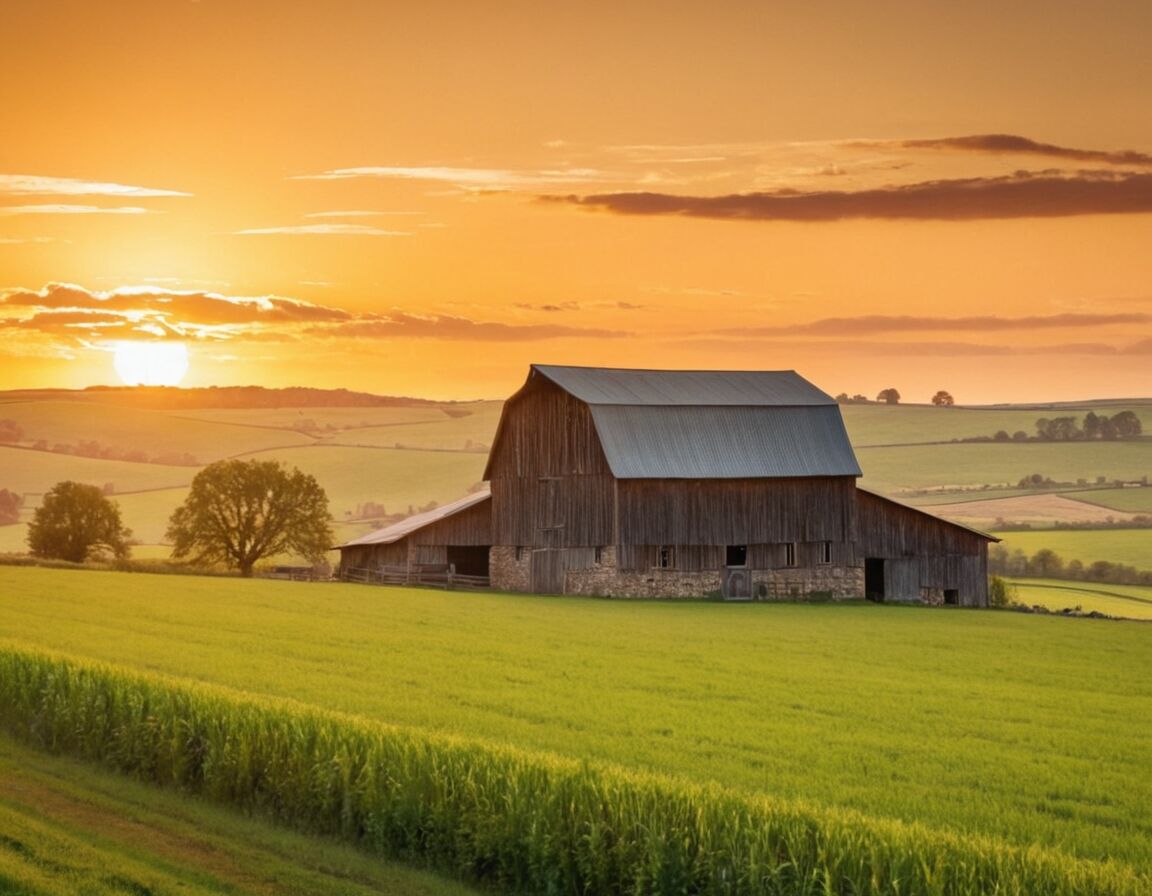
[112,341,189,386]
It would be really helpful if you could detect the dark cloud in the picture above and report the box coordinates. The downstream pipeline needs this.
[310,312,629,342]
[718,312,1152,337]
[895,134,1152,167]
[547,170,1152,222]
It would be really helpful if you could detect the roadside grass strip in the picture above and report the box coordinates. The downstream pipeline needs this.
[0,646,1144,896]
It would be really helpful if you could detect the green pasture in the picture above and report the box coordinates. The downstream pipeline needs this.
[170,403,490,430]
[1067,486,1152,513]
[993,528,1152,570]
[0,400,313,462]
[840,400,1152,447]
[1,567,1149,875]
[0,446,194,497]
[857,438,1152,494]
[321,404,502,451]
[0,732,476,896]
[1005,578,1152,620]
[252,444,486,519]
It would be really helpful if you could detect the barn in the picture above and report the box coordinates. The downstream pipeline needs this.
[339,364,995,605]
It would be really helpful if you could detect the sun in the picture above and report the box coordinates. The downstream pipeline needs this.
[112,341,190,386]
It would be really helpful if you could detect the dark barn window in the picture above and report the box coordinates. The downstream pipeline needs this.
[784,543,797,567]
[726,544,747,566]
[657,546,675,569]
[818,541,832,565]
[944,589,960,605]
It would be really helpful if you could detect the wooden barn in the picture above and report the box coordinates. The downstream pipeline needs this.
[339,364,996,605]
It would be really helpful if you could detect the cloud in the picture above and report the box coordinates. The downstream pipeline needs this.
[304,210,423,218]
[234,223,411,236]
[309,312,629,342]
[0,174,191,197]
[889,134,1152,167]
[717,312,1152,337]
[547,170,1152,222]
[0,204,153,216]
[672,336,1148,359]
[0,236,56,244]
[294,165,610,189]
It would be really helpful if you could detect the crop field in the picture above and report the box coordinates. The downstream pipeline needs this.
[0,567,1149,890]
[993,528,1152,571]
[919,493,1140,527]
[0,445,195,496]
[856,439,1152,495]
[171,403,488,429]
[839,401,1152,447]
[1005,578,1152,620]
[1069,486,1152,513]
[0,733,477,896]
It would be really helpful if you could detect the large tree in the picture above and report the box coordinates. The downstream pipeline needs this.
[876,388,901,405]
[931,390,954,406]
[27,481,131,562]
[167,459,332,577]
[0,488,21,525]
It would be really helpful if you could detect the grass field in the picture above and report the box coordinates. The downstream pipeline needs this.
[1005,578,1152,620]
[0,733,477,896]
[993,528,1152,571]
[0,446,194,497]
[857,438,1152,494]
[839,401,1152,447]
[1,567,1149,878]
[1067,486,1152,513]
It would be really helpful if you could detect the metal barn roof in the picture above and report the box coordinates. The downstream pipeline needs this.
[520,365,861,479]
[532,364,836,406]
[339,488,491,548]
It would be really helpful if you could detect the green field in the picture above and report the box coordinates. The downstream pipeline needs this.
[857,439,1152,494]
[994,528,1152,571]
[1066,486,1152,513]
[840,401,1152,447]
[0,446,194,497]
[1005,578,1152,620]
[0,733,477,896]
[1,567,1149,882]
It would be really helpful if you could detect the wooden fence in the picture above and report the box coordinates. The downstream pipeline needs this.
[338,563,490,591]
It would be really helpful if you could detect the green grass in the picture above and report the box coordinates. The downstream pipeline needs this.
[857,439,1152,494]
[1,567,1149,876]
[1064,486,1152,513]
[993,528,1152,570]
[0,400,313,463]
[0,731,478,896]
[1005,578,1152,620]
[840,401,1152,447]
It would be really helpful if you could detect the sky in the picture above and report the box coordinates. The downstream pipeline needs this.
[1,0,1150,403]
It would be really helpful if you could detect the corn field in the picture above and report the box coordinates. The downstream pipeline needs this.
[0,645,1143,896]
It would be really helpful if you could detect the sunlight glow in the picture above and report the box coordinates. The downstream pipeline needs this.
[112,341,189,386]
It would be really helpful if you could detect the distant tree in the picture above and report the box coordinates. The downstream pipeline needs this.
[1029,548,1064,578]
[0,488,22,525]
[988,576,1014,608]
[1110,410,1142,439]
[931,390,954,406]
[834,392,850,403]
[877,388,901,405]
[1082,411,1101,440]
[167,459,332,577]
[1035,416,1081,441]
[851,394,868,403]
[27,481,131,563]
[993,430,1010,442]
[1011,430,1029,442]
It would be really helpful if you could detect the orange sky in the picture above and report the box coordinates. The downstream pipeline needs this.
[1,0,1150,403]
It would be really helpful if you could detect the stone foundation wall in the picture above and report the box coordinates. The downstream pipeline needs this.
[490,545,530,593]
[753,565,864,601]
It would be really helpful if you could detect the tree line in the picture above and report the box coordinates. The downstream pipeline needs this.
[989,544,1152,586]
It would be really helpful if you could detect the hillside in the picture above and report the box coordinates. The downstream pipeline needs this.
[1,391,1149,571]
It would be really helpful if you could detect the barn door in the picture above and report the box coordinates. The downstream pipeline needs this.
[722,566,752,600]
[530,548,564,594]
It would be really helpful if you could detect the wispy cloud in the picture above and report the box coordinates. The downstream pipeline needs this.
[294,165,610,189]
[310,313,629,342]
[304,210,423,218]
[0,236,56,244]
[234,223,411,236]
[881,134,1152,167]
[716,312,1152,337]
[0,204,154,216]
[548,170,1152,222]
[0,174,191,197]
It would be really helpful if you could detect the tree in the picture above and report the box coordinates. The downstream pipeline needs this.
[1029,548,1064,578]
[0,488,22,525]
[27,481,131,562]
[167,459,332,577]
[876,388,901,404]
[1110,410,1142,439]
[931,390,954,406]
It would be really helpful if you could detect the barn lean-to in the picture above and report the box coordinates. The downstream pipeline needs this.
[340,364,996,605]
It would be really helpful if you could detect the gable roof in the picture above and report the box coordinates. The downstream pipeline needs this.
[488,365,862,480]
[856,486,1001,542]
[339,488,491,548]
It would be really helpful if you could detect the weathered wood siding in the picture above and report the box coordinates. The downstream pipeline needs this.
[616,477,857,546]
[339,541,407,570]
[856,490,992,605]
[488,378,615,547]
[409,499,491,546]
